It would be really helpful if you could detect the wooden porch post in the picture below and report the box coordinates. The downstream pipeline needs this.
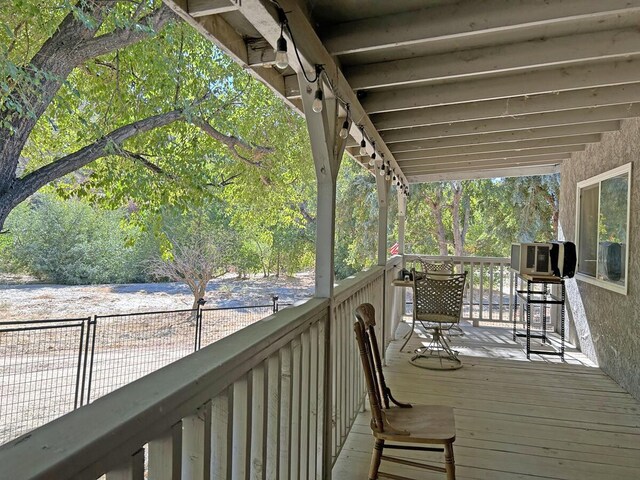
[298,73,348,480]
[376,175,391,266]
[397,190,406,257]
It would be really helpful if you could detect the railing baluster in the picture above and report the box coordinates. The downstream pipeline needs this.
[211,389,231,480]
[265,352,280,479]
[182,408,207,480]
[289,336,302,478]
[499,263,504,322]
[106,448,145,480]
[489,262,494,321]
[278,345,292,480]
[300,330,311,478]
[149,421,182,480]
[231,376,250,480]
[250,363,267,480]
[308,323,319,480]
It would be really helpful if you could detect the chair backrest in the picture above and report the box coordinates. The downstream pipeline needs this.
[417,259,455,274]
[413,272,467,323]
[353,320,385,432]
[355,303,391,408]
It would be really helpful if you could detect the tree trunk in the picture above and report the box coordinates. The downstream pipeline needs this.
[426,186,448,256]
[451,181,466,257]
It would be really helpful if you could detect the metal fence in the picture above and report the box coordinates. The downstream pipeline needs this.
[0,297,286,445]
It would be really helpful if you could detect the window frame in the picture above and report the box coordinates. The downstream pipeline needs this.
[574,162,632,295]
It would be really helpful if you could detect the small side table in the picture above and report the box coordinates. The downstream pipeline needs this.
[512,273,565,359]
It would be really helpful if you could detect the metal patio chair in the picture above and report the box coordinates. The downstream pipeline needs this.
[411,272,467,370]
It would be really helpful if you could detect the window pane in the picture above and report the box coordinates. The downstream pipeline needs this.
[598,173,628,285]
[578,184,599,277]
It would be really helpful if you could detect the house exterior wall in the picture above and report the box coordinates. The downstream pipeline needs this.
[559,118,640,401]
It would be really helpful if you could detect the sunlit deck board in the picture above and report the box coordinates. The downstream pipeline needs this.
[333,324,640,480]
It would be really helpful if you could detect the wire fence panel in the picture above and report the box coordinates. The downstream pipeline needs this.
[87,309,198,403]
[199,306,274,349]
[0,318,90,445]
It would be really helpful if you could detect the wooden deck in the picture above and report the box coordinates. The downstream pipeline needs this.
[333,323,640,480]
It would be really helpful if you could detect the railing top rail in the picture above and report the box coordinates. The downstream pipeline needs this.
[333,266,385,305]
[0,297,329,480]
[405,254,510,264]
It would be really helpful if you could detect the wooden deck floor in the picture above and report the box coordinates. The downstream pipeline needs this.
[332,323,640,480]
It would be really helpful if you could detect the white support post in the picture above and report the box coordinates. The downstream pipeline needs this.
[376,175,391,266]
[298,72,348,480]
[397,190,406,257]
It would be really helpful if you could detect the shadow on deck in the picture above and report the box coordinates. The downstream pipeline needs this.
[333,323,640,479]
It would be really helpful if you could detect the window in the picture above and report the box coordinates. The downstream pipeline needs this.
[575,163,631,294]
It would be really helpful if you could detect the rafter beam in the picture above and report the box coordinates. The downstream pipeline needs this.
[380,105,640,142]
[389,123,617,150]
[373,83,640,130]
[348,29,640,91]
[391,135,599,158]
[407,164,561,183]
[397,148,580,168]
[235,0,408,184]
[361,59,640,114]
[187,0,239,17]
[384,121,619,147]
[401,155,569,175]
[323,0,640,55]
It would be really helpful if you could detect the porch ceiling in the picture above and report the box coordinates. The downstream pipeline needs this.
[165,0,640,182]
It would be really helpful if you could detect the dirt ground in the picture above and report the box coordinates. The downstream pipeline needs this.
[0,272,315,321]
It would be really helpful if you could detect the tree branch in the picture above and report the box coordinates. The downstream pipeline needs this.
[13,109,185,207]
[119,149,179,181]
[193,117,273,167]
[0,3,175,194]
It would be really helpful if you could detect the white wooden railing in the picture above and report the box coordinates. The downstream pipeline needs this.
[0,268,384,480]
[404,255,515,326]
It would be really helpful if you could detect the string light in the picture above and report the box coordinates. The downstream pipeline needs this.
[312,86,323,113]
[368,143,376,166]
[274,12,288,69]
[359,127,367,156]
[339,120,349,139]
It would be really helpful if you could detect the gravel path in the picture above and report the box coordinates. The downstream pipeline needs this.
[0,272,315,321]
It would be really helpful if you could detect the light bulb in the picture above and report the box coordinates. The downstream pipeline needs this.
[379,166,385,176]
[385,172,391,181]
[339,120,349,139]
[312,88,323,113]
[275,36,288,69]
[359,138,367,156]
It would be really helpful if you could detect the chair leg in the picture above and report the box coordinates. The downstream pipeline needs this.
[368,439,384,480]
[444,442,456,480]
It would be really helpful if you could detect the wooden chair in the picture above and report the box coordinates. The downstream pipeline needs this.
[411,272,467,370]
[354,305,457,480]
[355,303,412,409]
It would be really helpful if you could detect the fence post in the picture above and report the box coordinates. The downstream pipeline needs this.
[196,298,206,351]
[272,295,279,314]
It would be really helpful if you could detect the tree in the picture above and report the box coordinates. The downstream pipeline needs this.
[148,205,231,309]
[0,1,275,231]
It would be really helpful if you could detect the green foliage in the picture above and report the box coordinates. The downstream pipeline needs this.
[1,194,157,284]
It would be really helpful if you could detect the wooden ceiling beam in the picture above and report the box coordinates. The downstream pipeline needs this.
[361,59,640,113]
[187,0,239,17]
[407,164,561,183]
[402,156,568,175]
[346,29,640,90]
[379,105,640,142]
[389,124,615,150]
[391,134,599,158]
[373,83,640,130]
[383,121,619,146]
[323,0,640,55]
[397,147,580,167]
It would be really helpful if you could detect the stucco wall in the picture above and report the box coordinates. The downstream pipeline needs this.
[559,118,640,401]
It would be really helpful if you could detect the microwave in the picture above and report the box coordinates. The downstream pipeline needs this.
[510,243,554,276]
